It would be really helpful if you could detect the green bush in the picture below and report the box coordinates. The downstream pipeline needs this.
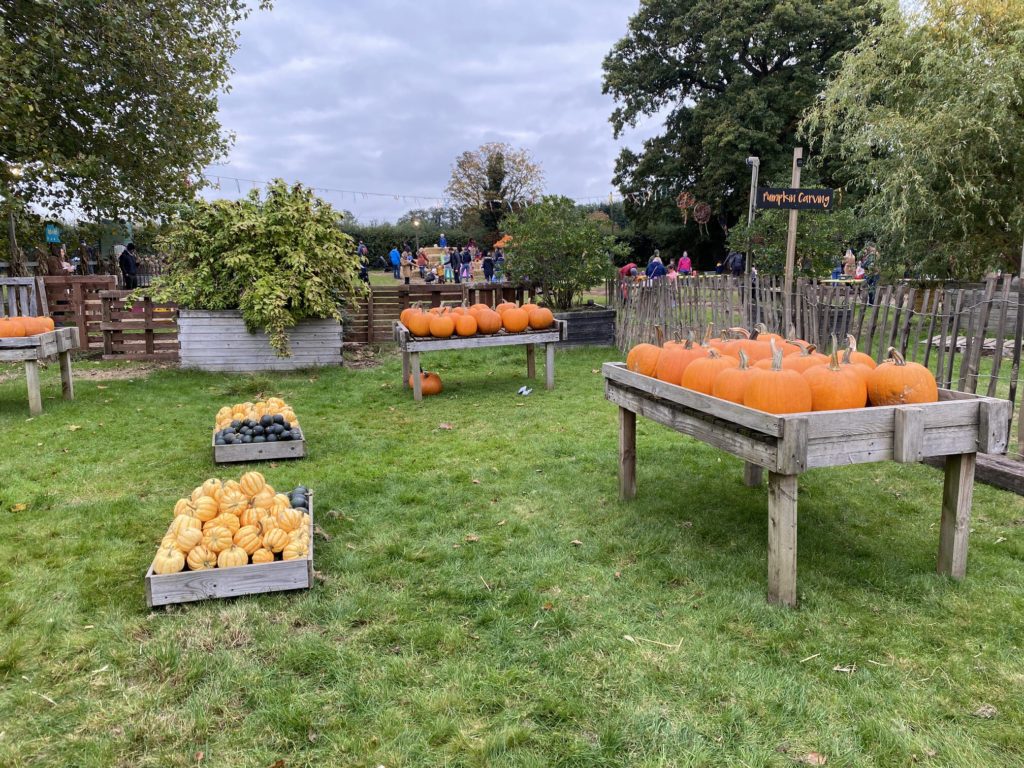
[149,180,366,355]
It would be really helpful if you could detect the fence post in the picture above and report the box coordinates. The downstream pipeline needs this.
[366,289,375,343]
[101,292,113,357]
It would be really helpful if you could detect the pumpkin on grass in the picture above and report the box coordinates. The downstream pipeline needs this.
[743,340,813,414]
[408,370,443,396]
[803,349,868,411]
[711,350,755,404]
[867,347,938,405]
[681,349,739,394]
[626,343,661,377]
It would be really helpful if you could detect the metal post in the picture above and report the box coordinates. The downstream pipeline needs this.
[783,148,803,331]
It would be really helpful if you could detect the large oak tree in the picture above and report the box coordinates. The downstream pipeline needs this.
[602,0,881,226]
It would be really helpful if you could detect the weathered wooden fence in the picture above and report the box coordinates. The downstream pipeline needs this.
[343,283,535,343]
[100,291,180,361]
[43,276,117,352]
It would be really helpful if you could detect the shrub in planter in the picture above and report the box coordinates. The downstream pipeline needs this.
[500,195,628,311]
[147,180,366,355]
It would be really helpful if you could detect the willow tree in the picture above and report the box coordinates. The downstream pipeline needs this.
[803,0,1024,277]
[1,0,269,272]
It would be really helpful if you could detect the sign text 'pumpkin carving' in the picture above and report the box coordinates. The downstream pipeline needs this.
[756,187,834,211]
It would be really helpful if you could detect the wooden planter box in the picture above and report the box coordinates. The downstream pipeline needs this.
[145,494,314,608]
[178,310,342,372]
[212,430,307,464]
[554,307,616,347]
[604,363,1011,607]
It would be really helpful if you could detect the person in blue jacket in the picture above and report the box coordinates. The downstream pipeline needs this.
[645,255,666,279]
[438,233,447,248]
[389,245,401,280]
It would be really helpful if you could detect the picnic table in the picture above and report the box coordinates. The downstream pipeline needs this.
[603,361,1011,607]
[394,320,567,401]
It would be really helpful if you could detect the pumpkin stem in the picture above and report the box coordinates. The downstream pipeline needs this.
[706,348,721,359]
[731,326,752,339]
[830,333,840,357]
[841,346,854,365]
[828,348,842,371]
[752,322,769,339]
[886,346,907,366]
[702,324,713,346]
[847,333,858,353]
[655,325,665,346]
[799,343,817,357]
[769,338,784,371]
[737,349,749,370]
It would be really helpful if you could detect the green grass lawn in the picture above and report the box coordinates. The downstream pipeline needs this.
[1,348,1023,767]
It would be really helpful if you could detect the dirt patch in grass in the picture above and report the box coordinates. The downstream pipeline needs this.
[344,344,389,369]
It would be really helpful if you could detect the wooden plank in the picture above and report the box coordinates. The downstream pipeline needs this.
[603,363,784,437]
[775,416,807,474]
[411,351,422,401]
[937,453,975,580]
[213,431,307,464]
[59,350,74,401]
[987,277,1012,398]
[893,407,924,463]
[619,406,637,500]
[767,472,798,608]
[24,360,42,415]
[605,383,779,467]
[978,399,1011,454]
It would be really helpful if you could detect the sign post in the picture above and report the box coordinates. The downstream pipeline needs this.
[783,148,802,333]
[44,223,61,244]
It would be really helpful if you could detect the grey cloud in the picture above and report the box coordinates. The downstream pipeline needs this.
[205,0,661,220]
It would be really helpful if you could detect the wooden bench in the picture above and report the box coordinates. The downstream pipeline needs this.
[394,320,567,401]
[1,278,80,415]
[603,362,1011,608]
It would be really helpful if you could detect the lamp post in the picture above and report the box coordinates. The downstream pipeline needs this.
[412,218,420,252]
[745,156,760,275]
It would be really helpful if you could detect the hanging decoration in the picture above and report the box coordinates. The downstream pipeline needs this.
[693,202,712,238]
[676,191,695,224]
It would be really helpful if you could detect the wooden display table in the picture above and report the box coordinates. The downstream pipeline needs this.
[395,320,567,401]
[0,328,80,415]
[603,362,1011,607]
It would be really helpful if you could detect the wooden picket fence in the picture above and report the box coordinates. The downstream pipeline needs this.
[614,273,1023,413]
[100,291,179,361]
[343,283,535,343]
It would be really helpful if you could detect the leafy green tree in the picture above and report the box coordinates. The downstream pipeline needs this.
[150,181,364,356]
[803,0,1024,278]
[602,0,881,224]
[1,0,268,272]
[501,196,628,310]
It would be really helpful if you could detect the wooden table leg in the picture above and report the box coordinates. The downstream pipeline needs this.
[767,472,798,607]
[743,462,763,487]
[545,342,555,390]
[402,350,410,389]
[526,344,536,379]
[59,350,74,401]
[25,360,42,415]
[410,352,422,402]
[619,407,636,500]
[938,452,976,579]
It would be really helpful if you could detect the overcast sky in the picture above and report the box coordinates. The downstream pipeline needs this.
[203,0,660,223]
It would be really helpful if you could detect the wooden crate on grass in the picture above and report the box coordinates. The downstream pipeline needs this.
[212,430,307,464]
[145,495,314,608]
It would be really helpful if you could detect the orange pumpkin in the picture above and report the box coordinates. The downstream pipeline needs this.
[711,350,755,404]
[409,370,443,396]
[502,307,530,333]
[496,301,517,315]
[20,317,54,335]
[476,309,502,335]
[429,313,455,338]
[866,347,938,405]
[0,318,26,338]
[399,305,421,328]
[654,339,702,385]
[519,302,537,316]
[844,334,877,369]
[406,311,431,337]
[743,341,813,414]
[626,343,661,377]
[528,307,555,330]
[454,314,477,337]
[803,350,868,411]
[681,349,739,394]
[756,343,827,373]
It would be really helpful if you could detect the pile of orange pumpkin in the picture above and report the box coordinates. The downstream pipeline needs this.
[400,301,555,339]
[626,325,938,414]
[151,472,312,575]
[0,316,55,338]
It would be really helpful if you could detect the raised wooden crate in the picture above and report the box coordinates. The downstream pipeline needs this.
[0,327,80,415]
[145,494,315,608]
[394,319,567,400]
[212,430,307,464]
[603,362,1011,608]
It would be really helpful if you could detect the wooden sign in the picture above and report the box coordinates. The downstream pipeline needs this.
[756,187,833,211]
